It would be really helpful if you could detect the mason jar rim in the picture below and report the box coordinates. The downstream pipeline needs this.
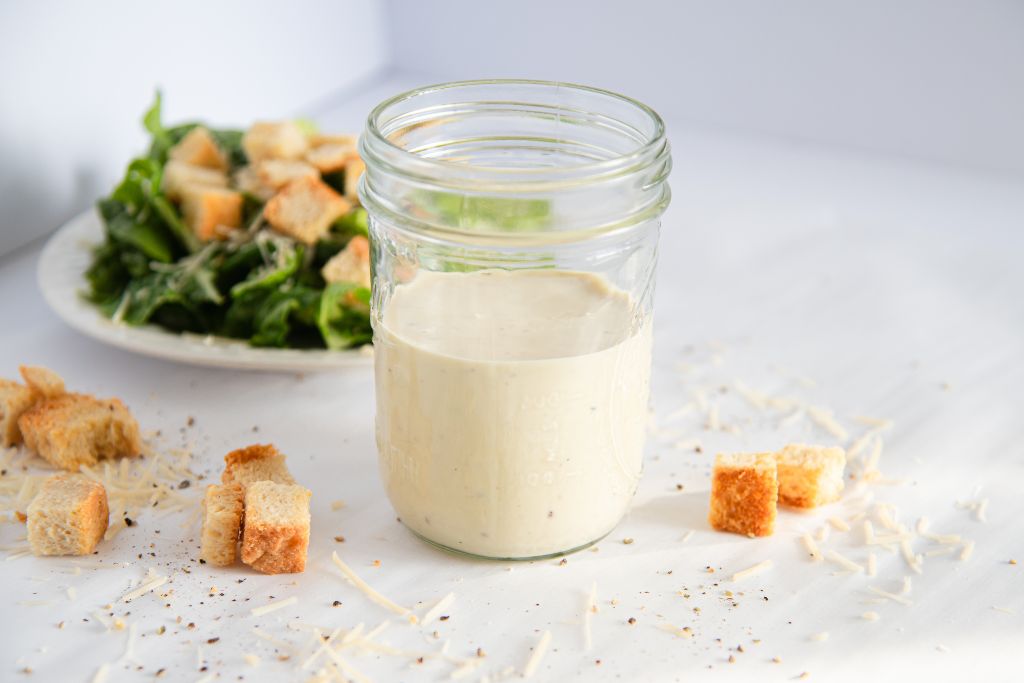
[362,78,667,186]
[358,79,672,245]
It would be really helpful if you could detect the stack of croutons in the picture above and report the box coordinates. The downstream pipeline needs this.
[200,444,312,574]
[709,444,846,537]
[0,366,141,556]
[164,121,362,247]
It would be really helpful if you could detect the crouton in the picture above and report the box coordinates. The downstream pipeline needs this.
[242,121,309,163]
[263,177,351,245]
[222,444,295,487]
[181,186,243,241]
[775,444,846,509]
[321,235,371,288]
[169,126,228,171]
[161,159,228,202]
[0,379,35,447]
[310,133,357,149]
[18,393,142,471]
[233,165,275,202]
[27,474,109,556]
[240,481,311,574]
[19,365,65,400]
[200,483,244,566]
[344,156,365,201]
[256,159,319,191]
[708,452,778,537]
[305,142,355,174]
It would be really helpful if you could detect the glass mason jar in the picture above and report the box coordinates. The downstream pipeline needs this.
[359,80,671,560]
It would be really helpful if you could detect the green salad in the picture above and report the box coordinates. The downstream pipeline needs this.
[85,94,372,350]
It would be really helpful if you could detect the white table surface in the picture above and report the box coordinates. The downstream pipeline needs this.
[1,75,1022,682]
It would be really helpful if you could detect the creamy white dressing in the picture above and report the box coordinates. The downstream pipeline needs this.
[374,269,651,558]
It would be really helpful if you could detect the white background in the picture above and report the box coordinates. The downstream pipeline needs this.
[0,4,1022,682]
[2,0,1023,255]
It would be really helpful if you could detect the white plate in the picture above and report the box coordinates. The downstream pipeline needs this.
[38,209,373,371]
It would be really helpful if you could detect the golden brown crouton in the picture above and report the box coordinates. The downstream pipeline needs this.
[241,481,311,574]
[344,156,365,202]
[256,159,319,191]
[305,142,355,174]
[233,165,275,202]
[242,121,309,163]
[200,483,244,566]
[18,393,142,471]
[222,444,295,487]
[708,452,778,537]
[181,186,243,241]
[161,159,228,201]
[19,365,65,400]
[321,235,371,288]
[310,133,357,149]
[169,126,228,171]
[27,474,109,556]
[775,444,846,509]
[263,177,351,245]
[0,379,35,447]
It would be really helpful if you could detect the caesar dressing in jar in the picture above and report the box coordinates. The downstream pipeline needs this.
[359,80,671,559]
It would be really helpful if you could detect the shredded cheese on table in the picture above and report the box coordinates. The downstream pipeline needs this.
[800,534,822,562]
[868,586,912,606]
[731,559,773,582]
[862,612,880,621]
[583,581,597,651]
[121,574,168,603]
[421,592,456,626]
[251,596,298,617]
[809,632,829,642]
[959,540,975,561]
[806,406,848,441]
[824,550,863,574]
[866,553,877,577]
[522,630,552,679]
[828,517,850,532]
[91,663,111,683]
[332,552,416,623]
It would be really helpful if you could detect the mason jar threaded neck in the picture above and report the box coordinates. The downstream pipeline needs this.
[358,79,671,246]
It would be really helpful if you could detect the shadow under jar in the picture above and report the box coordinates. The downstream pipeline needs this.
[359,80,671,560]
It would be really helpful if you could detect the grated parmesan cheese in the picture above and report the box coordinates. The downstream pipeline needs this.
[824,550,863,574]
[809,632,829,642]
[866,553,877,577]
[421,593,456,627]
[657,623,693,638]
[331,500,347,511]
[121,574,168,603]
[868,586,912,606]
[583,582,597,651]
[243,654,261,667]
[800,534,822,562]
[862,612,880,621]
[680,530,695,543]
[705,403,721,431]
[828,517,850,532]
[731,559,773,582]
[806,406,848,441]
[900,540,923,575]
[522,630,552,679]
[91,663,111,683]
[332,552,416,622]
[733,381,767,410]
[815,525,830,542]
[251,596,298,617]
[959,540,975,562]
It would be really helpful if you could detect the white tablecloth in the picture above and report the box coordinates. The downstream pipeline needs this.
[1,75,1022,682]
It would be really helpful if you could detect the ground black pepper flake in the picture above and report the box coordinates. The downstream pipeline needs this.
[124,517,134,526]
[627,617,636,625]
[179,480,191,489]
[155,668,166,677]
[439,615,450,621]
[207,637,219,644]
[334,536,345,543]
[623,538,634,545]
[332,601,342,607]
